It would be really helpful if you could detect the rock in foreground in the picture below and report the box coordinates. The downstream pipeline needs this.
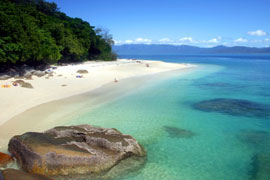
[0,169,52,180]
[8,125,146,177]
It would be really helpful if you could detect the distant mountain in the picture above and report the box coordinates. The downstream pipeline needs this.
[113,44,270,55]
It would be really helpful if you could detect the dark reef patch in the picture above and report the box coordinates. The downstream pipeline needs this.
[237,130,270,180]
[237,130,270,147]
[164,126,196,138]
[249,153,270,180]
[193,98,270,118]
[194,80,248,91]
[197,82,233,88]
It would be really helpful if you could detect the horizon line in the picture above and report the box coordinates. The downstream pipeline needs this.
[113,44,270,48]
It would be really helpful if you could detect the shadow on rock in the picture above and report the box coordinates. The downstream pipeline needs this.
[54,156,147,180]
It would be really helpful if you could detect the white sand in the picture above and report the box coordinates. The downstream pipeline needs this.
[0,59,194,127]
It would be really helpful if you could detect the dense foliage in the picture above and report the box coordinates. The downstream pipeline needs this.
[0,0,116,69]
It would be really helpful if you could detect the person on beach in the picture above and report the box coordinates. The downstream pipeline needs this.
[114,78,118,83]
[12,82,18,86]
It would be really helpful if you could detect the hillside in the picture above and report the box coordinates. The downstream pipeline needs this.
[0,0,116,70]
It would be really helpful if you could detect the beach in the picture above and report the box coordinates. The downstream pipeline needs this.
[0,59,194,151]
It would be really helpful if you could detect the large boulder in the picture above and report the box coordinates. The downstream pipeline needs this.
[8,125,146,177]
[0,169,52,180]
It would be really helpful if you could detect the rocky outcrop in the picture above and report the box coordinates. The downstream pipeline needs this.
[0,152,13,167]
[0,75,11,80]
[13,80,33,89]
[76,70,88,74]
[32,70,46,77]
[8,125,146,177]
[0,169,52,180]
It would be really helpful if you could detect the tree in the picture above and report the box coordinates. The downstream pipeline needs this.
[0,0,116,70]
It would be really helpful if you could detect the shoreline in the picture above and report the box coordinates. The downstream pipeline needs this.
[0,59,196,151]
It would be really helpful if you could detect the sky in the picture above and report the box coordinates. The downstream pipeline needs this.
[49,0,270,47]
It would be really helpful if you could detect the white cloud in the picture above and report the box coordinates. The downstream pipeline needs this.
[113,40,122,45]
[248,30,267,36]
[179,37,194,43]
[234,38,248,43]
[208,38,218,43]
[134,38,152,44]
[207,36,222,43]
[124,40,133,44]
[159,38,172,43]
[265,38,270,42]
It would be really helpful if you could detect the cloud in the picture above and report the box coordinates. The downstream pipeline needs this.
[207,36,222,43]
[265,38,270,42]
[234,38,248,43]
[124,40,133,44]
[113,40,122,45]
[159,38,172,43]
[208,38,218,43]
[135,38,152,44]
[179,37,194,43]
[247,30,267,36]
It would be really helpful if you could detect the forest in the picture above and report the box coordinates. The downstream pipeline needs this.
[0,0,116,70]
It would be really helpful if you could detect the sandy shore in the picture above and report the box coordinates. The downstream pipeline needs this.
[0,59,195,151]
[0,59,193,126]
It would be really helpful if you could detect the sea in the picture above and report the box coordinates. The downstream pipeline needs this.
[66,54,270,180]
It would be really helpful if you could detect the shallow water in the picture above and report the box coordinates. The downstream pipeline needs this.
[63,54,270,180]
[0,55,263,179]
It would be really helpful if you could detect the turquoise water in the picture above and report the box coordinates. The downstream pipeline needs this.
[67,55,270,180]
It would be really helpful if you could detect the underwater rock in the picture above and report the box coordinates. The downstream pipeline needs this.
[0,169,52,180]
[250,153,270,180]
[193,98,270,118]
[164,126,196,138]
[194,81,248,91]
[8,125,146,177]
[197,82,232,88]
[237,130,270,147]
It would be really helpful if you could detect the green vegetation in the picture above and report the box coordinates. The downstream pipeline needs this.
[0,0,116,70]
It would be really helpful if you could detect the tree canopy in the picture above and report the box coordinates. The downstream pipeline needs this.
[0,0,116,69]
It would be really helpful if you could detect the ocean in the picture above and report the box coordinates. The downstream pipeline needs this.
[66,54,270,180]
